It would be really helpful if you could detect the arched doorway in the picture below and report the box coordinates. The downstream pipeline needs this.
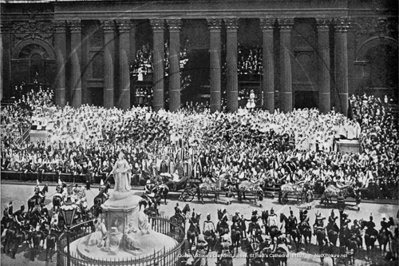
[10,41,55,90]
[355,37,398,101]
[363,44,398,99]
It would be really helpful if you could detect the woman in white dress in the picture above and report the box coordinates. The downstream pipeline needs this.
[109,151,131,193]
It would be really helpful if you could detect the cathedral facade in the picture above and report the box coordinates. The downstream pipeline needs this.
[1,0,397,114]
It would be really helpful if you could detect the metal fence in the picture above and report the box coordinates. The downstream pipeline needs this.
[57,216,186,266]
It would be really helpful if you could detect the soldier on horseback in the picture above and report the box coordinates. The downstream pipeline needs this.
[380,214,393,239]
[350,219,362,248]
[247,209,261,237]
[314,217,329,246]
[300,209,310,227]
[203,213,216,250]
[287,208,298,230]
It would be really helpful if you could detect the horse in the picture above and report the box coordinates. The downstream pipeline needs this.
[187,214,201,250]
[52,194,63,212]
[237,180,264,205]
[346,234,359,265]
[45,229,59,262]
[155,182,169,205]
[203,230,216,252]
[280,183,307,205]
[298,221,312,250]
[280,213,300,252]
[230,223,241,256]
[321,184,354,204]
[378,228,391,255]
[261,210,269,235]
[360,220,378,257]
[198,182,217,204]
[29,230,46,261]
[326,220,340,247]
[315,226,328,253]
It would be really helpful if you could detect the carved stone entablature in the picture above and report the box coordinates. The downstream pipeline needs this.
[150,19,165,31]
[224,18,239,30]
[101,20,115,33]
[316,18,333,31]
[11,20,54,46]
[260,18,276,30]
[277,18,294,30]
[207,18,222,30]
[354,17,397,38]
[167,19,182,31]
[334,17,351,32]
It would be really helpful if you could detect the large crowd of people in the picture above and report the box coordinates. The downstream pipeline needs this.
[1,88,398,200]
[1,88,399,264]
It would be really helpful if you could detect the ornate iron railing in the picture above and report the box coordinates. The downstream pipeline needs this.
[56,216,185,266]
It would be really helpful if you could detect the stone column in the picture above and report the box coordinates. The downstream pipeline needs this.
[316,18,332,114]
[207,18,222,113]
[334,17,350,116]
[278,18,294,113]
[224,18,239,113]
[54,21,67,107]
[167,19,182,112]
[116,20,131,110]
[102,20,115,108]
[0,21,11,101]
[69,20,82,108]
[260,18,275,113]
[150,19,165,111]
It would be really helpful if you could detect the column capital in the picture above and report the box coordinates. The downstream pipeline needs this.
[150,19,165,31]
[334,17,351,32]
[101,20,115,32]
[224,18,239,30]
[277,18,294,30]
[68,20,81,33]
[116,19,131,32]
[54,20,67,33]
[166,19,182,31]
[207,18,223,30]
[316,18,333,30]
[260,18,276,30]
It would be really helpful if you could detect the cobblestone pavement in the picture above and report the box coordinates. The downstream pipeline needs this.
[1,183,398,266]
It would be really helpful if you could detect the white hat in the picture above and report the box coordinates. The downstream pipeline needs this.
[146,180,151,184]
[100,179,104,186]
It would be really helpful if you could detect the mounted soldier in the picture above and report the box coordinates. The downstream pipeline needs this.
[203,213,216,250]
[247,209,261,237]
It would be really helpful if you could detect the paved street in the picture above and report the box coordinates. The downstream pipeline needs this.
[1,182,398,266]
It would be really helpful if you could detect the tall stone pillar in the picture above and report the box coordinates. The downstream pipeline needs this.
[334,17,350,116]
[54,21,67,107]
[278,18,294,113]
[69,20,82,108]
[224,18,239,113]
[167,19,182,112]
[260,18,275,113]
[150,19,165,111]
[0,21,11,101]
[116,20,131,110]
[102,20,115,108]
[316,18,332,114]
[207,18,222,113]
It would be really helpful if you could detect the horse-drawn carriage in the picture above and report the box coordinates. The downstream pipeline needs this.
[279,182,312,205]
